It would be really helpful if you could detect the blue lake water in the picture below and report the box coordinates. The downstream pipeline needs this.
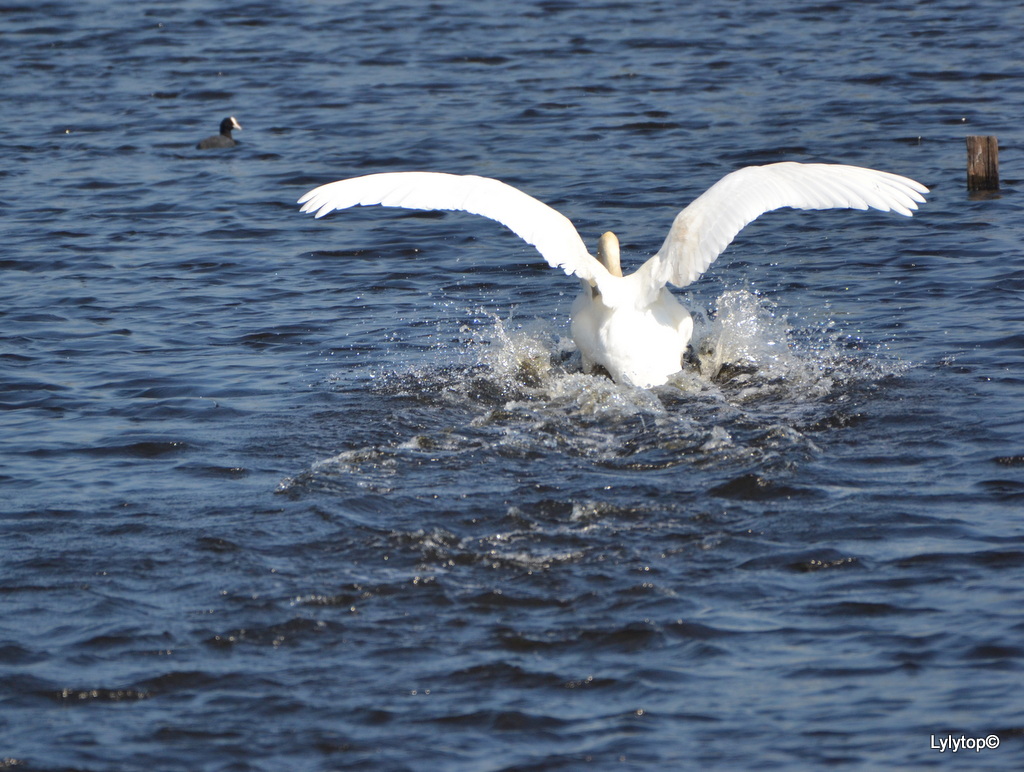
[2,1,1023,769]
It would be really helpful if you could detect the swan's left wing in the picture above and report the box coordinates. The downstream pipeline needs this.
[298,172,613,288]
[634,162,928,296]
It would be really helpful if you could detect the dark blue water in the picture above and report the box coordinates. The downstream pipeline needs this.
[3,1,1023,769]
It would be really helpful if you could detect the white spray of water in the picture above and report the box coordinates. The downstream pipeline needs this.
[462,288,900,410]
[288,289,909,493]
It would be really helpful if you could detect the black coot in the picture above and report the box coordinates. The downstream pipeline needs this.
[197,116,242,149]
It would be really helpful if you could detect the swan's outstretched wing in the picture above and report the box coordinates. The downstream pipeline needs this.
[298,172,613,287]
[635,162,928,295]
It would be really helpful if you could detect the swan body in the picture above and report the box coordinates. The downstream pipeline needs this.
[298,163,927,387]
[570,231,694,385]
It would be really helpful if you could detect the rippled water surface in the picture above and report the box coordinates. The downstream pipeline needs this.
[3,1,1024,770]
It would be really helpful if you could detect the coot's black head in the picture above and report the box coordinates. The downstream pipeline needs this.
[220,116,242,136]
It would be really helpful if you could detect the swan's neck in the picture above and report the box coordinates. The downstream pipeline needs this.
[597,231,622,277]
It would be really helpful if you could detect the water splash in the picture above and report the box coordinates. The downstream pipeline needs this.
[456,288,905,411]
[473,315,670,418]
[289,289,909,495]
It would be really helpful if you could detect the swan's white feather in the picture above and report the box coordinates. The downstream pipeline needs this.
[298,171,615,290]
[635,163,928,296]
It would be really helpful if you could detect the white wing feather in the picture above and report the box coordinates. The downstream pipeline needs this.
[636,162,928,296]
[298,171,613,288]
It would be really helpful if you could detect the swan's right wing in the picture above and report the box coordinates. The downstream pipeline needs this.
[298,172,614,288]
[634,162,928,298]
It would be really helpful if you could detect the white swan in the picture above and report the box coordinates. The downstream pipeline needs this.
[298,163,927,387]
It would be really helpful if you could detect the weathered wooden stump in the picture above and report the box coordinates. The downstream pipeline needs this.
[966,135,999,190]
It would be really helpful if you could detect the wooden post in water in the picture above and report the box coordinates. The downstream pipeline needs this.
[966,135,999,190]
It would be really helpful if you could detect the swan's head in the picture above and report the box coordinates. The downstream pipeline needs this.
[597,231,622,277]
